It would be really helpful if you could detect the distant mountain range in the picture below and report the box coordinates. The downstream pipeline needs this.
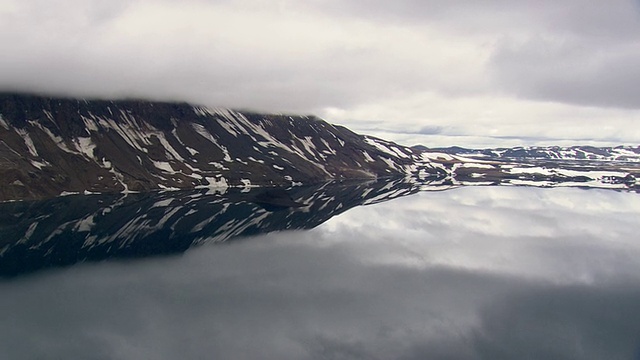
[0,93,638,202]
[413,144,639,189]
[418,145,640,163]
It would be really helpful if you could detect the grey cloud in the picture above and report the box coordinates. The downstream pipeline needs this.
[312,0,640,110]
[0,0,447,114]
[304,0,516,24]
[309,0,640,39]
[490,36,640,109]
[1,0,640,146]
[353,125,446,136]
[482,0,640,109]
[417,125,444,135]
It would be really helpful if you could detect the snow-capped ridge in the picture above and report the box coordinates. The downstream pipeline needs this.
[0,93,444,202]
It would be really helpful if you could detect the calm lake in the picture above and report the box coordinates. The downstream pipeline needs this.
[2,182,640,359]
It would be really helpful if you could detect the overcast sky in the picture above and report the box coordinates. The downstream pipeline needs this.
[1,0,639,147]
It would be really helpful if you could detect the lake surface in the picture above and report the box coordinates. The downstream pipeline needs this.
[2,183,640,359]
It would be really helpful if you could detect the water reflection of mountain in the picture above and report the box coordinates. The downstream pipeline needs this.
[0,179,428,277]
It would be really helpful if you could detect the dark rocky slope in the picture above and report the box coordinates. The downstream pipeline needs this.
[2,93,639,202]
[0,93,443,201]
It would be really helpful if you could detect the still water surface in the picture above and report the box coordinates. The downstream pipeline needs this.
[2,185,640,359]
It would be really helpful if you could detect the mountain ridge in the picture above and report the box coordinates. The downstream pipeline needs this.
[423,145,640,163]
[0,93,443,201]
[1,92,639,202]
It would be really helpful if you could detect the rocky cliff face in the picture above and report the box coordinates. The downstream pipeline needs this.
[0,93,444,201]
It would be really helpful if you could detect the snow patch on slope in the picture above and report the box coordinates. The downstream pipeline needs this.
[73,137,97,160]
[191,123,232,162]
[16,128,39,157]
[0,114,9,130]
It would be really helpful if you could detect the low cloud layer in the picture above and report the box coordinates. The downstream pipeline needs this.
[1,0,639,146]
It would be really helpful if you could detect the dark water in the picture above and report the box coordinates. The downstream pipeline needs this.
[2,182,640,359]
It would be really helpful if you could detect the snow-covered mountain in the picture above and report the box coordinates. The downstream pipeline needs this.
[425,145,640,163]
[0,93,444,201]
[413,146,640,190]
[1,93,639,202]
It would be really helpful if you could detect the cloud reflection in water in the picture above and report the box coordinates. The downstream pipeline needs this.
[2,186,640,359]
